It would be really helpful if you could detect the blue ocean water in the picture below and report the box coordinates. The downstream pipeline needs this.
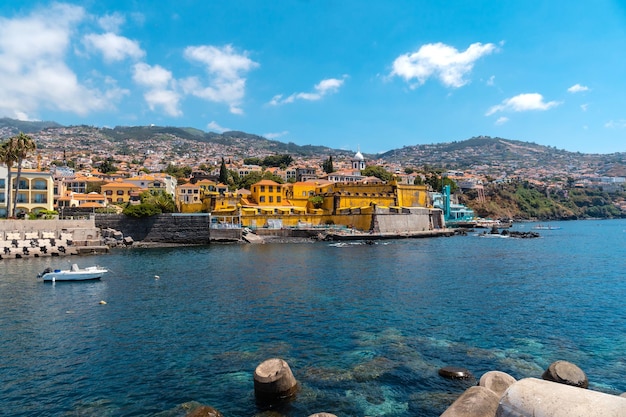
[1,219,625,416]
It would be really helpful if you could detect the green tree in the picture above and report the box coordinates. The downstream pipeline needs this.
[239,171,262,189]
[322,155,334,173]
[98,157,118,174]
[219,157,229,184]
[361,165,393,182]
[86,181,105,194]
[262,171,285,183]
[0,139,18,217]
[9,133,37,218]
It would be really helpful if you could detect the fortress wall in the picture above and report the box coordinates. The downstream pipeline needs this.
[95,214,210,244]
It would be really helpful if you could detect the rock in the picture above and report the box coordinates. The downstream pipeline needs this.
[253,358,298,405]
[479,371,516,396]
[307,414,337,417]
[440,386,499,417]
[620,392,626,398]
[542,360,588,388]
[186,405,223,417]
[438,366,474,380]
[498,378,626,417]
[123,236,134,246]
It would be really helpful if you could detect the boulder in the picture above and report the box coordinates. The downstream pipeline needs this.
[186,405,223,417]
[123,236,134,246]
[479,371,516,396]
[542,360,588,388]
[498,377,626,417]
[438,366,474,380]
[440,386,499,417]
[253,358,298,405]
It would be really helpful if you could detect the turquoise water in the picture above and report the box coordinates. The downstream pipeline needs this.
[1,219,625,416]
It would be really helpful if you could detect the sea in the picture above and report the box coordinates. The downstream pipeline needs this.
[1,219,625,416]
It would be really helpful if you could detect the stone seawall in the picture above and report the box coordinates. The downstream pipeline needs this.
[95,214,211,244]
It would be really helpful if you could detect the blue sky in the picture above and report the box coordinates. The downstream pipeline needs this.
[1,1,625,155]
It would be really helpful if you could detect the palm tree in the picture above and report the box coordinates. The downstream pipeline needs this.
[9,133,36,217]
[0,139,19,217]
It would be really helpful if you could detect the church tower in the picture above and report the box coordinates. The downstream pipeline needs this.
[351,148,365,172]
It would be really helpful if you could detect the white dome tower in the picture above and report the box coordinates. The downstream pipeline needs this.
[352,147,366,172]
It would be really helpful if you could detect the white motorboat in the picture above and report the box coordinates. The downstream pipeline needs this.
[39,264,108,282]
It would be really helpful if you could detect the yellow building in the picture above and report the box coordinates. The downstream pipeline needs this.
[250,180,284,206]
[57,191,107,209]
[101,179,144,204]
[0,167,55,217]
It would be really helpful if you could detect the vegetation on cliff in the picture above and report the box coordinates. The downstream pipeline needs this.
[459,181,625,220]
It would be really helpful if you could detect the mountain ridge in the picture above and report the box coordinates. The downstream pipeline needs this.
[1,118,625,174]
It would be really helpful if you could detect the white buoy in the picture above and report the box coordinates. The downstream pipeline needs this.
[154,275,160,279]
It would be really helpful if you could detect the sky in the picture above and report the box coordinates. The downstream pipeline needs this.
[1,1,625,155]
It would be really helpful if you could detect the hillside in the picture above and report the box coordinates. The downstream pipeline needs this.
[459,181,625,220]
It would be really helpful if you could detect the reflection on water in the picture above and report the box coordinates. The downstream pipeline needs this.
[1,220,625,416]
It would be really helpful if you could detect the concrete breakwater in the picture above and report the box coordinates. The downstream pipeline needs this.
[0,218,107,260]
[161,358,626,417]
[171,359,626,417]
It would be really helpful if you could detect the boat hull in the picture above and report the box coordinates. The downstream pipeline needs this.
[41,267,107,282]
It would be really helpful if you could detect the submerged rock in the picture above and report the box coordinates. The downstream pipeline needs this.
[542,360,588,388]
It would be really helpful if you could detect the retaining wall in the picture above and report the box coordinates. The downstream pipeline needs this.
[95,214,210,244]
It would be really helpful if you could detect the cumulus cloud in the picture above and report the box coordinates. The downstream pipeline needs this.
[207,121,230,133]
[580,103,589,112]
[133,63,181,116]
[181,44,258,114]
[97,12,125,32]
[0,3,125,118]
[568,84,589,93]
[269,76,347,105]
[390,42,498,88]
[83,32,145,62]
[264,131,289,139]
[486,93,560,116]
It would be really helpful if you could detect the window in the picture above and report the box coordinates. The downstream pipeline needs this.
[259,196,265,203]
[261,186,265,192]
[117,198,123,203]
[105,190,112,195]
[277,196,281,203]
[117,190,124,195]
[269,196,273,203]
[269,186,273,192]
[33,194,47,204]
[16,193,27,203]
[18,180,28,190]
[0,179,5,189]
[34,180,47,190]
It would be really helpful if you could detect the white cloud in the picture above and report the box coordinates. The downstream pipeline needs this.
[97,13,125,32]
[604,119,626,129]
[133,63,181,116]
[83,32,145,62]
[207,121,230,133]
[0,3,125,118]
[264,131,289,139]
[391,42,498,88]
[486,93,560,116]
[269,76,347,105]
[181,44,258,114]
[487,75,495,86]
[495,116,509,125]
[580,103,589,112]
[568,84,589,93]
